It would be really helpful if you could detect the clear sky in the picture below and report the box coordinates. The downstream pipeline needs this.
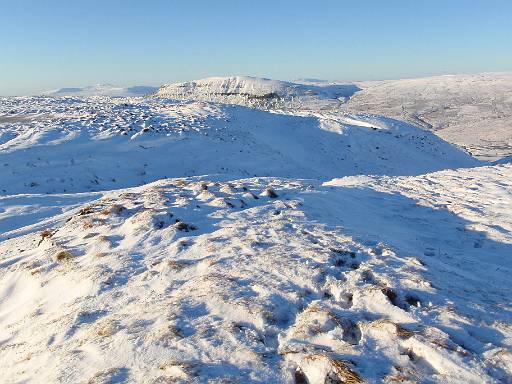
[1,0,511,95]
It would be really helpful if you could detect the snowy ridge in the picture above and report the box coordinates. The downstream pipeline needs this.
[155,73,512,161]
[0,97,478,199]
[156,76,360,110]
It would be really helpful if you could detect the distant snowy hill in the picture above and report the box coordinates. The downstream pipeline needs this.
[343,73,512,161]
[155,76,360,110]
[43,84,158,97]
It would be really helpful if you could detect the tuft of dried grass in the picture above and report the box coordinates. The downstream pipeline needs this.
[54,250,73,262]
[368,319,415,339]
[305,354,364,384]
[386,364,421,383]
[158,358,196,378]
[330,359,364,384]
[301,305,342,327]
[78,206,94,216]
[87,368,125,384]
[40,229,53,239]
[38,229,54,246]
[396,325,415,339]
[381,287,398,305]
[95,318,119,337]
[83,221,94,229]
[97,235,111,244]
[150,325,184,345]
[168,260,186,270]
[102,204,125,215]
[298,305,361,344]
[263,186,278,198]
[174,220,197,232]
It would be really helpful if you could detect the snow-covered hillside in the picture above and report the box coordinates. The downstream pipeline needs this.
[155,74,512,162]
[1,94,511,383]
[156,76,360,110]
[43,84,158,97]
[1,165,511,383]
[0,97,478,198]
[344,73,512,161]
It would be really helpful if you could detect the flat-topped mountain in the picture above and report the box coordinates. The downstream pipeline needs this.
[155,76,360,109]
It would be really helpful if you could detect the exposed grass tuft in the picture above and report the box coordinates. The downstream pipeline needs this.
[102,204,126,215]
[40,229,53,239]
[78,206,95,216]
[263,186,278,198]
[54,250,73,262]
[174,220,197,232]
[305,354,364,384]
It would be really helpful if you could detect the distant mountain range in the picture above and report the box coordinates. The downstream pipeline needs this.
[43,84,158,97]
[41,73,512,160]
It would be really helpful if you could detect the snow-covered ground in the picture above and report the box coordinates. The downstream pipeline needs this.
[1,91,511,383]
[1,168,511,383]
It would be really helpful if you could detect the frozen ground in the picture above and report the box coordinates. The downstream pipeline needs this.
[0,94,511,383]
[1,168,511,383]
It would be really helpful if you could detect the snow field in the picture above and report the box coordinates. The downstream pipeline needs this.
[1,168,511,383]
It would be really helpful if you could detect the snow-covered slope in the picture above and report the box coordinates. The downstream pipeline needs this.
[344,73,512,161]
[0,96,478,198]
[1,165,511,383]
[43,84,158,97]
[156,76,360,110]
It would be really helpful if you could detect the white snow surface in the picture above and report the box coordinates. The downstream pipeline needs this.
[1,168,511,383]
[0,93,511,383]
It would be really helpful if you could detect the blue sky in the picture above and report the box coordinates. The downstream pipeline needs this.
[1,0,511,95]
